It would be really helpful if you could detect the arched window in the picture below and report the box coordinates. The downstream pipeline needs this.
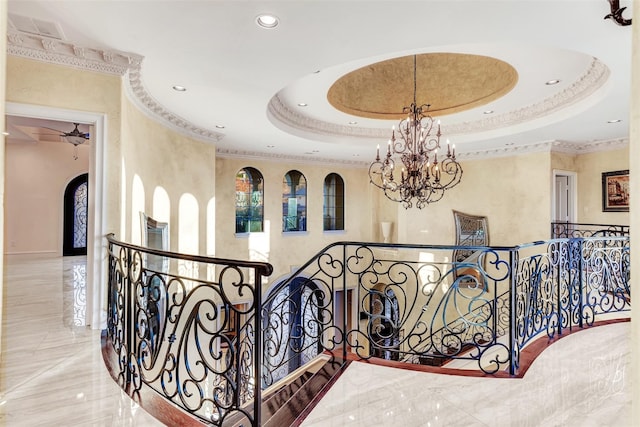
[282,170,306,232]
[235,167,264,233]
[63,173,88,256]
[323,173,344,231]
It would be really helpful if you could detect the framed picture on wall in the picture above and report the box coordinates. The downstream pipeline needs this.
[602,170,629,212]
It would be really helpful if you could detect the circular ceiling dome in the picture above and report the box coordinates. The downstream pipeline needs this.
[327,53,518,119]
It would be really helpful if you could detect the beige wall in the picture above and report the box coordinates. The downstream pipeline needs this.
[5,141,89,254]
[120,98,216,253]
[215,157,373,285]
[398,151,552,247]
[550,148,629,225]
[0,0,7,357]
[575,148,629,224]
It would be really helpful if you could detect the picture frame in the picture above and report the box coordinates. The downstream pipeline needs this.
[602,170,629,212]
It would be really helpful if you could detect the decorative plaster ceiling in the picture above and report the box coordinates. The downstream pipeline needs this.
[327,53,518,119]
[4,1,633,164]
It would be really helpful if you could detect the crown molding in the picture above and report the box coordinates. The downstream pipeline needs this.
[216,148,370,167]
[268,57,610,140]
[124,67,225,143]
[6,31,224,143]
[6,30,141,75]
[217,136,627,166]
[458,137,628,161]
[550,137,628,154]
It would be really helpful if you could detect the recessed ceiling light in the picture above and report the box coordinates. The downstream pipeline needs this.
[2,131,9,136]
[607,119,622,123]
[483,110,494,115]
[215,124,225,129]
[297,103,308,107]
[349,121,358,125]
[172,85,187,92]
[256,14,279,29]
[545,79,560,85]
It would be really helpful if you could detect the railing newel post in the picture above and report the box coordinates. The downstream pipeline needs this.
[342,244,348,363]
[556,240,562,338]
[578,238,584,329]
[509,247,517,376]
[125,245,134,392]
[253,270,263,427]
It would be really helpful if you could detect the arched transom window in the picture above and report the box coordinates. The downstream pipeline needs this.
[323,173,344,231]
[282,170,307,232]
[235,167,264,233]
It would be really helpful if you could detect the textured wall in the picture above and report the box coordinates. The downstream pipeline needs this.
[120,98,216,253]
[575,148,629,224]
[398,151,552,247]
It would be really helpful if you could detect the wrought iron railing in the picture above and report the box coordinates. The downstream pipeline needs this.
[104,234,272,426]
[104,233,630,425]
[259,237,630,380]
[551,221,629,238]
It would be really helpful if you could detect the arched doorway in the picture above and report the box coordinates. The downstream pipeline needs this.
[369,284,400,361]
[262,277,324,386]
[63,173,88,256]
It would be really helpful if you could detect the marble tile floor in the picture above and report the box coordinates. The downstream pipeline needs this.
[301,323,631,427]
[0,254,162,426]
[0,254,632,426]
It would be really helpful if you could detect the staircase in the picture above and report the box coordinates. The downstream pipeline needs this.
[226,355,349,427]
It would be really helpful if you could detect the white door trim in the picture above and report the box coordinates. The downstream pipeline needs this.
[6,102,108,329]
[552,169,578,224]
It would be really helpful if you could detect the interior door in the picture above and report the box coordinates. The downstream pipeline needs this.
[554,175,570,222]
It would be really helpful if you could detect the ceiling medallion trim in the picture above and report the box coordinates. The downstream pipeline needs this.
[449,58,609,135]
[269,57,609,140]
[6,31,224,143]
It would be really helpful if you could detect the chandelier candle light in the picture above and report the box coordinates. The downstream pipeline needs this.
[368,55,463,208]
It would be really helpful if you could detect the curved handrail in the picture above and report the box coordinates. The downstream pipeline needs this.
[106,233,273,276]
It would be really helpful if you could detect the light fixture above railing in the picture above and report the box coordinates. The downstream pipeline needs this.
[368,55,463,209]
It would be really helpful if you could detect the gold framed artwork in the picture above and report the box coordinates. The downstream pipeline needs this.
[602,170,629,212]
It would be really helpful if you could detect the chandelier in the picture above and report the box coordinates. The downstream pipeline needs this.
[368,55,463,209]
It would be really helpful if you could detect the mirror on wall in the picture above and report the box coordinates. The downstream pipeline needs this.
[140,212,169,251]
[452,210,489,287]
[140,212,169,273]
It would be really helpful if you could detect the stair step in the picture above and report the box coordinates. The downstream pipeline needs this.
[224,357,348,427]
[263,358,347,427]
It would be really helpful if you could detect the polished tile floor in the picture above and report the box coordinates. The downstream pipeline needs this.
[0,255,632,426]
[0,255,162,426]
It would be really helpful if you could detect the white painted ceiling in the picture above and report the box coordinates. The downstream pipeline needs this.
[5,1,633,163]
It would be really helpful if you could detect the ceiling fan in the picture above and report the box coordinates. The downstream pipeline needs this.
[43,122,90,146]
[41,122,90,160]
